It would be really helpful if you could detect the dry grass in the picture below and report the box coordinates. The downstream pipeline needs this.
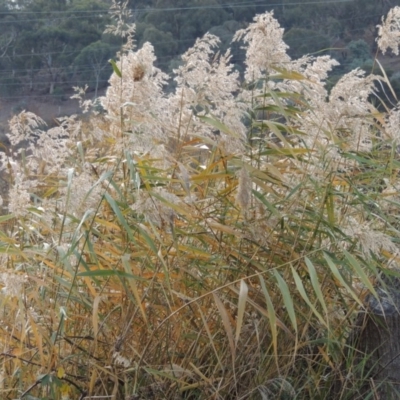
[0,4,400,400]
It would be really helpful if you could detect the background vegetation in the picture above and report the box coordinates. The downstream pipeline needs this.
[0,0,399,99]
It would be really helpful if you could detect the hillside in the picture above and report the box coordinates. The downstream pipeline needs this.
[0,0,398,103]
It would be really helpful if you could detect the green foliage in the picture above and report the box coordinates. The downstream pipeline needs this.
[0,76,20,96]
[64,0,110,47]
[390,71,400,98]
[209,19,241,54]
[346,39,373,71]
[0,0,398,97]
[284,28,330,58]
[326,17,343,39]
[141,26,178,59]
[74,40,114,96]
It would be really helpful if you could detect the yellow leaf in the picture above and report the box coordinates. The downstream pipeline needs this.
[57,366,65,379]
[61,383,70,399]
[207,220,242,236]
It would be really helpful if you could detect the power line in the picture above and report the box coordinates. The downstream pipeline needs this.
[0,6,383,25]
[0,54,392,100]
[0,0,356,16]
[0,0,391,97]
[0,78,112,87]
[0,39,382,83]
[0,18,383,64]
[0,17,385,70]
[0,49,390,91]
[0,65,111,75]
[131,0,355,13]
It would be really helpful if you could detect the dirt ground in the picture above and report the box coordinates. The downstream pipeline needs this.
[0,88,105,202]
[0,88,106,145]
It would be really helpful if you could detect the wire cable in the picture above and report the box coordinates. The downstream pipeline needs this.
[0,0,356,15]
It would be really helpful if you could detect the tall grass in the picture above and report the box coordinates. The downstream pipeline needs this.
[1,3,400,399]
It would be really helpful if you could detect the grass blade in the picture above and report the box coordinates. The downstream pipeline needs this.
[259,276,279,367]
[122,254,148,325]
[343,250,378,299]
[198,115,240,138]
[104,193,134,242]
[235,279,248,346]
[305,257,328,316]
[78,270,137,278]
[273,270,297,333]
[291,265,327,328]
[323,252,363,306]
[213,292,235,359]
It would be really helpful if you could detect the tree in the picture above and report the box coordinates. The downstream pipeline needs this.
[148,0,188,32]
[140,26,177,61]
[27,26,73,94]
[208,20,242,68]
[145,0,228,54]
[224,0,276,22]
[63,0,110,48]
[74,40,114,97]
[345,39,372,71]
[10,0,112,94]
[191,0,228,36]
[0,9,18,58]
[284,28,330,59]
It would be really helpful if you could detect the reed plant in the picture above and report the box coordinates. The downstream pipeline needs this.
[1,2,400,399]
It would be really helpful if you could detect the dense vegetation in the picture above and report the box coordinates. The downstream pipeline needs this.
[1,1,400,399]
[0,0,399,99]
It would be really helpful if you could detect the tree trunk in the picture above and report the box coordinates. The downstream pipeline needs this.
[94,71,99,98]
[336,274,400,399]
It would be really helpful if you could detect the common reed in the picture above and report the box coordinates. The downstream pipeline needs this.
[1,2,400,399]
